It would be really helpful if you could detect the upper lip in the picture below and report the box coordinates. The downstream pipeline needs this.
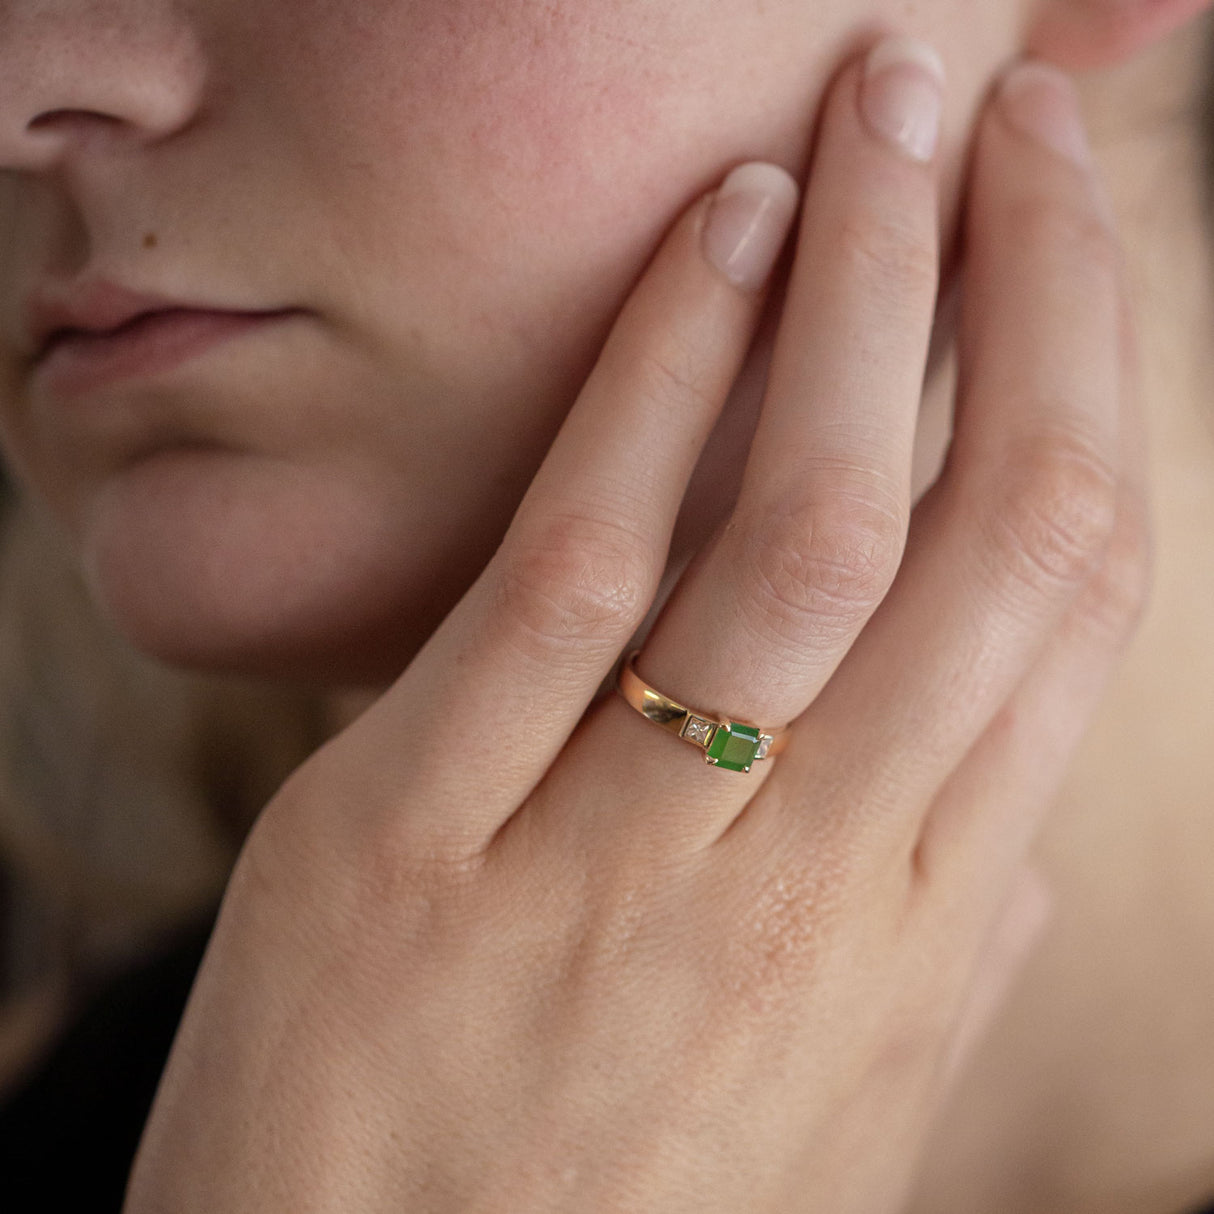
[24,279,246,363]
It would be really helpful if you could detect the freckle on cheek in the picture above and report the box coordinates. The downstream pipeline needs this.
[142,232,158,249]
[405,2,680,202]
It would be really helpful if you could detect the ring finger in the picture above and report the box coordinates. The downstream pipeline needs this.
[599,36,945,803]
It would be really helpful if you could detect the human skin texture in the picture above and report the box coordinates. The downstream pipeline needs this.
[0,3,1205,1210]
[0,0,1028,684]
[112,33,1151,1206]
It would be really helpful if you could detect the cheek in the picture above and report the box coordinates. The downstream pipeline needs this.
[294,0,829,408]
[417,2,817,225]
[298,0,813,262]
[245,3,761,508]
[366,1,713,170]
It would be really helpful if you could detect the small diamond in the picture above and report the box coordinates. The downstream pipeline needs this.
[756,735,773,761]
[682,716,715,746]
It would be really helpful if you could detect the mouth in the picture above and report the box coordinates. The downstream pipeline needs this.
[34,307,305,396]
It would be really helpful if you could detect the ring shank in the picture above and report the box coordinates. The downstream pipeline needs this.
[616,651,790,770]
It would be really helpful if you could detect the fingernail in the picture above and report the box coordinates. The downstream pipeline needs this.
[998,61,1091,167]
[860,35,946,163]
[702,162,800,291]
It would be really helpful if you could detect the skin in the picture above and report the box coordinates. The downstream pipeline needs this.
[0,1,1209,1210]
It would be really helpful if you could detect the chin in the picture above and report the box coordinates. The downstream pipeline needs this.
[92,577,435,690]
[77,450,490,690]
[85,542,440,691]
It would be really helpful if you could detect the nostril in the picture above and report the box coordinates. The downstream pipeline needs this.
[27,109,122,131]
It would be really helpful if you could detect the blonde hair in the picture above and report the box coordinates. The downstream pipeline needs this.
[0,487,327,1083]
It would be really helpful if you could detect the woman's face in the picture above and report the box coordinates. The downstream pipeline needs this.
[0,0,1022,684]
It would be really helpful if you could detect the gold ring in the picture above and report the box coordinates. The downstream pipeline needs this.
[615,651,790,773]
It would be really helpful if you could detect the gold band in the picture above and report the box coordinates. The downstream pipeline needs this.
[615,651,790,773]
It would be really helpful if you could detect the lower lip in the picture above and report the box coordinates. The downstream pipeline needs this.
[36,309,299,395]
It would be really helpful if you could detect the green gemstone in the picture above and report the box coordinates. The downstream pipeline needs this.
[706,722,761,773]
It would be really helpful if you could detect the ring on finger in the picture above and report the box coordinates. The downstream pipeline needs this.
[616,651,791,774]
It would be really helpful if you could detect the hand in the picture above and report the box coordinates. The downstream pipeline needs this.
[124,41,1148,1214]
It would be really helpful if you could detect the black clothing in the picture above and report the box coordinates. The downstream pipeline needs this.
[0,909,216,1211]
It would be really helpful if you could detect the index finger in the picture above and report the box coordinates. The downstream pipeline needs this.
[312,161,799,854]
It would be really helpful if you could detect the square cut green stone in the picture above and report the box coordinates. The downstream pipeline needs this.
[706,722,761,773]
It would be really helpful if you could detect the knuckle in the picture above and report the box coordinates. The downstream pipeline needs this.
[498,509,654,656]
[1004,196,1120,285]
[739,489,906,646]
[985,425,1120,594]
[864,979,953,1094]
[1074,488,1155,643]
[837,211,938,301]
[256,753,483,896]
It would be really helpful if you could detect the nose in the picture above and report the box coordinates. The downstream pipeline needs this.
[0,3,207,171]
